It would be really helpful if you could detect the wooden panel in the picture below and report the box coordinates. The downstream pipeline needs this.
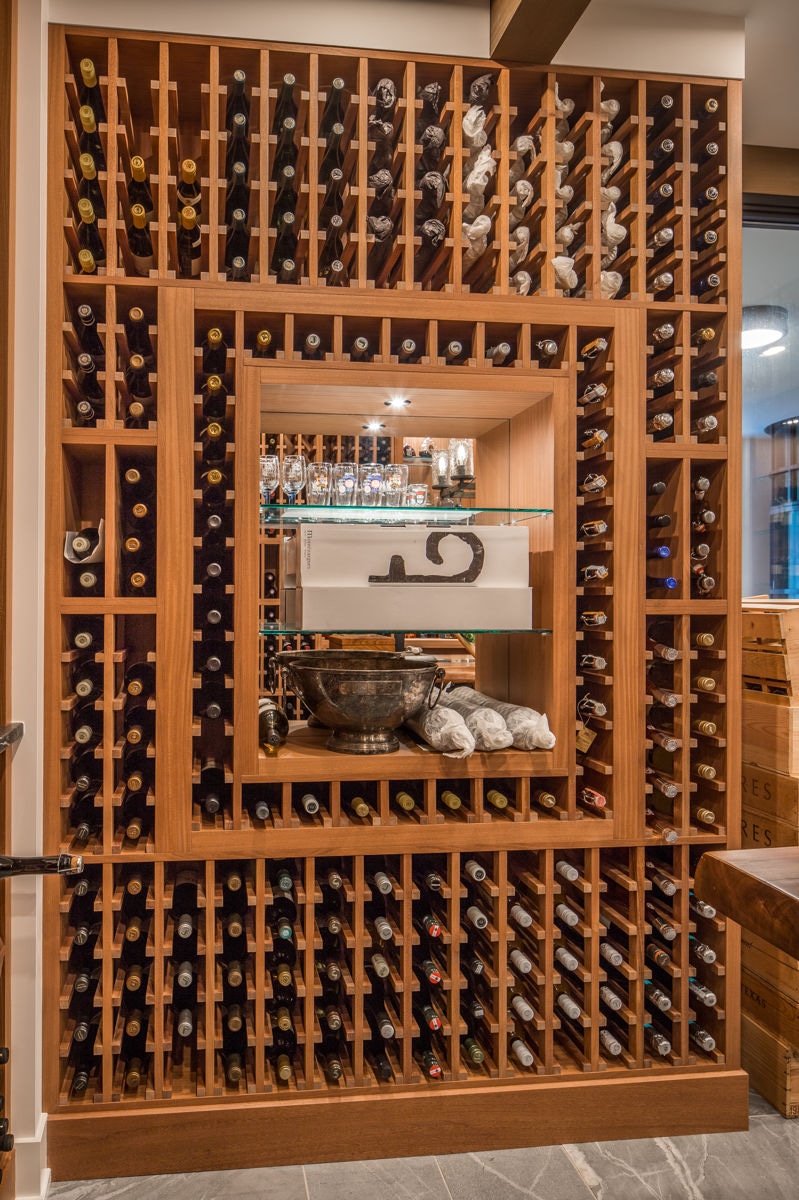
[743,145,799,198]
[742,763,799,826]
[491,0,592,64]
[741,1011,799,1119]
[45,21,742,1175]
[156,287,195,853]
[0,0,15,1190]
[695,847,799,959]
[742,697,799,774]
[47,1068,749,1180]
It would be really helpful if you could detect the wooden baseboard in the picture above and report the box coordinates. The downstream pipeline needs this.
[47,1069,750,1181]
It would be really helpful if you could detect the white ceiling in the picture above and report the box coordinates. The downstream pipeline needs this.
[577,0,799,149]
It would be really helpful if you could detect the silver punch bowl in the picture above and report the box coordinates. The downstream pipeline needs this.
[275,649,444,754]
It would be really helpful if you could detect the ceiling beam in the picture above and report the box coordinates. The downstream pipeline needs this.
[491,0,592,63]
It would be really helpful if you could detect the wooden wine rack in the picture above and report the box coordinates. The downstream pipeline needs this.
[45,25,746,1182]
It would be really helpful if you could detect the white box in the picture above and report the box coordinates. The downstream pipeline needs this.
[296,523,530,589]
[294,585,533,632]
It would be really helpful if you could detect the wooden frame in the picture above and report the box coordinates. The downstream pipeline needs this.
[44,24,745,1181]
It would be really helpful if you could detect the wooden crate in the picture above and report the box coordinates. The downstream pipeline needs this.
[742,966,799,1048]
[742,763,799,824]
[741,802,799,850]
[742,697,799,774]
[742,930,799,1005]
[742,601,799,700]
[742,1011,799,1118]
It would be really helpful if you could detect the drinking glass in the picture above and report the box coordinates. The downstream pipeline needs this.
[332,462,358,506]
[281,454,307,505]
[259,455,280,504]
[307,460,333,506]
[383,463,409,506]
[404,483,428,507]
[358,463,384,506]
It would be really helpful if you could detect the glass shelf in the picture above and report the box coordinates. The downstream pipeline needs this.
[260,624,553,635]
[260,503,553,526]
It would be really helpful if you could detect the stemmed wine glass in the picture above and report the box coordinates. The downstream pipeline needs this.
[281,454,307,506]
[259,455,280,505]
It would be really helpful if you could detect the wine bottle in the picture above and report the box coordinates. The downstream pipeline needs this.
[177,206,202,278]
[320,76,346,137]
[177,159,202,216]
[272,72,297,132]
[226,111,250,177]
[225,68,249,131]
[78,105,105,169]
[649,181,673,208]
[0,853,83,879]
[78,152,105,219]
[648,226,674,251]
[73,303,104,362]
[196,757,226,816]
[648,93,675,123]
[579,652,607,671]
[271,211,298,274]
[651,322,675,345]
[319,122,345,183]
[650,271,674,295]
[645,809,678,843]
[77,248,97,275]
[694,272,721,296]
[272,115,296,177]
[577,520,608,539]
[124,306,154,362]
[77,198,105,266]
[225,207,250,274]
[78,57,105,122]
[127,155,154,220]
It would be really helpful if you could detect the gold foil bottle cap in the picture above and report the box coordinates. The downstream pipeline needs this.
[180,205,198,230]
[77,198,96,223]
[80,58,98,87]
[79,104,97,132]
[131,155,147,182]
[131,203,147,230]
[79,153,97,179]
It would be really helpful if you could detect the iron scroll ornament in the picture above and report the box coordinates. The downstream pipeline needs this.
[368,530,486,585]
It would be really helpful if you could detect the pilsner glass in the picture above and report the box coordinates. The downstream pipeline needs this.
[332,462,358,505]
[307,461,333,505]
[383,463,409,506]
[358,463,384,506]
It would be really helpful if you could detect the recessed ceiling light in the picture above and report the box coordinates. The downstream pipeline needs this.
[760,344,788,358]
[384,396,411,409]
[363,421,385,432]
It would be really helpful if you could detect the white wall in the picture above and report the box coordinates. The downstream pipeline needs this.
[48,0,491,59]
[555,1,745,80]
[11,0,51,1194]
